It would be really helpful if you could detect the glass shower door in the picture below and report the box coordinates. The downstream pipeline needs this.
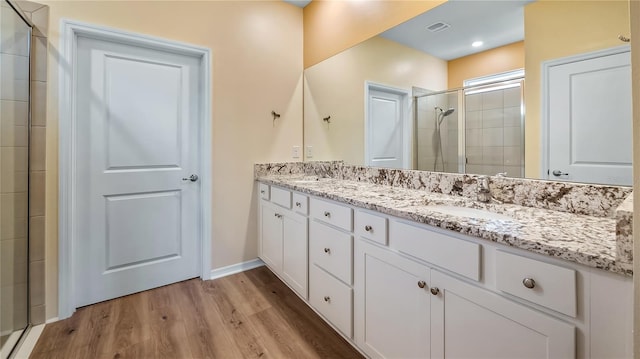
[0,0,31,357]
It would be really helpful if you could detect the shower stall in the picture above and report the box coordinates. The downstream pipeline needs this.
[0,1,31,357]
[415,77,525,177]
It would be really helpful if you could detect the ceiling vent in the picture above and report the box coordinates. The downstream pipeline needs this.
[425,22,451,33]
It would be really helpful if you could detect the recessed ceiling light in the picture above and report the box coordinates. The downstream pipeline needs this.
[472,41,483,47]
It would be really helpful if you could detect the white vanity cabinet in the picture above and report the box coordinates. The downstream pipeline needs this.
[257,182,633,359]
[355,238,575,359]
[259,185,308,299]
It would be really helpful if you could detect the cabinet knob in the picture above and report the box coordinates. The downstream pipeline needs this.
[324,211,331,218]
[430,287,440,295]
[417,280,426,289]
[295,202,302,207]
[365,225,373,232]
[260,190,265,194]
[324,296,331,303]
[274,213,282,219]
[522,278,536,289]
[324,248,331,254]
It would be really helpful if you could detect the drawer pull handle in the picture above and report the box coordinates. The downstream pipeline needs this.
[295,202,302,207]
[417,280,426,289]
[324,248,331,254]
[260,190,265,194]
[522,278,536,289]
[365,225,373,232]
[430,287,440,296]
[323,296,331,303]
[324,211,331,218]
[274,213,282,219]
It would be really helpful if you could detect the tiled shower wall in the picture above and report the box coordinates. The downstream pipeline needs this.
[416,91,459,173]
[464,85,523,177]
[0,0,30,336]
[4,0,48,325]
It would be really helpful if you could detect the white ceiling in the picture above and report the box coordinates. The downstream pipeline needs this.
[380,0,534,61]
[283,0,311,8]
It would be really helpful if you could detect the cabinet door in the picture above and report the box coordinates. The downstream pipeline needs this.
[260,203,283,272]
[430,270,575,359]
[354,239,431,359]
[282,213,308,299]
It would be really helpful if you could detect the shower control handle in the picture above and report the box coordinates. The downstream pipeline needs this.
[552,170,569,177]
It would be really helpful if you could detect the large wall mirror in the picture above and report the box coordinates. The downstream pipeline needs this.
[303,0,632,186]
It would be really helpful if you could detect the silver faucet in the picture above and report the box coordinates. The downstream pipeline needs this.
[477,176,492,203]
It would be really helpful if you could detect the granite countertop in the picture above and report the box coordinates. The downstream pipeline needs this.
[257,174,632,276]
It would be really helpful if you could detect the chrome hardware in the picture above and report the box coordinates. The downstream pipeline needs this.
[274,213,283,219]
[323,296,331,302]
[324,248,331,254]
[552,170,569,177]
[182,174,199,182]
[522,278,536,289]
[324,211,331,218]
[260,190,265,194]
[417,280,426,289]
[295,202,302,207]
[477,175,491,203]
[430,287,440,295]
[365,225,373,232]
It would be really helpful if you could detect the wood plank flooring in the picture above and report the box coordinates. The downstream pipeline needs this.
[30,266,363,359]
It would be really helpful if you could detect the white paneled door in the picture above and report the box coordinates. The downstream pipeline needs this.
[366,85,410,169]
[546,47,632,185]
[74,35,202,307]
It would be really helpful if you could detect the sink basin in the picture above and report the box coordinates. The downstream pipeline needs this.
[427,205,512,221]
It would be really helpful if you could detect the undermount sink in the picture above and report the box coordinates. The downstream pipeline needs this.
[427,205,513,221]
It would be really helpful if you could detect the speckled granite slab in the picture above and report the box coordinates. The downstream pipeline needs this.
[255,162,634,276]
[257,174,632,276]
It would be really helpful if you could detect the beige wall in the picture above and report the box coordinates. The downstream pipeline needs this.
[524,0,629,178]
[303,0,445,68]
[447,41,524,89]
[304,36,447,165]
[37,0,303,319]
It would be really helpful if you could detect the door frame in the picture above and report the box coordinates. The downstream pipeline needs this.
[58,20,212,319]
[540,45,630,179]
[364,81,412,168]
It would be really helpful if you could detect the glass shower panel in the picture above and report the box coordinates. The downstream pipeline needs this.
[464,82,524,177]
[416,90,460,172]
[0,0,31,357]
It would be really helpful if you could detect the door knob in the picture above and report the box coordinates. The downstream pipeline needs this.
[182,174,199,182]
[551,170,569,177]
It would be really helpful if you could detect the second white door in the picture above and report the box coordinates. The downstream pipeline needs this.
[366,85,410,169]
[74,34,202,307]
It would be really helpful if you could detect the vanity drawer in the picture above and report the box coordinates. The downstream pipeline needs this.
[310,264,353,338]
[391,221,480,281]
[259,183,270,200]
[310,221,353,285]
[310,198,353,232]
[355,210,388,245]
[292,193,308,215]
[496,251,576,317]
[271,186,291,209]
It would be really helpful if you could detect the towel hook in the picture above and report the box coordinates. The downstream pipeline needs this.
[323,116,331,124]
[271,110,281,125]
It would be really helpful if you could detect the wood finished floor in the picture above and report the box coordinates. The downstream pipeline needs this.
[30,266,363,359]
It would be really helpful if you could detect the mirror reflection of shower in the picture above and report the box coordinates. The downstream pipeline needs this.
[433,107,455,171]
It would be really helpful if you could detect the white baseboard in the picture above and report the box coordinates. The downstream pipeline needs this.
[209,258,265,280]
[14,324,45,359]
[46,317,59,324]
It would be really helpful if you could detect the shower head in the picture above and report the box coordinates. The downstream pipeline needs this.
[435,107,455,117]
[442,108,455,117]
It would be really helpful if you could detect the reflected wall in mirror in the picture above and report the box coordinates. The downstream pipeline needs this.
[303,0,631,185]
